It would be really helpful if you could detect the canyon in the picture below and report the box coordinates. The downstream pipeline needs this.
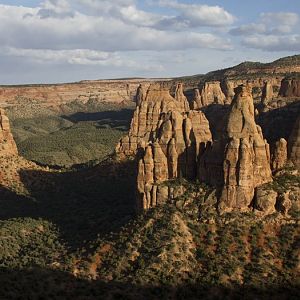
[0,55,299,299]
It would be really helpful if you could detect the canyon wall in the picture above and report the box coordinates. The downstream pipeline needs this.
[0,79,159,108]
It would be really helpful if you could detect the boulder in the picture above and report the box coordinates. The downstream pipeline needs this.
[255,187,277,215]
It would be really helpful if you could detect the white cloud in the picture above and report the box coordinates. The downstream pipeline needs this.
[157,0,235,27]
[260,12,298,27]
[242,34,300,52]
[229,11,300,51]
[0,4,231,52]
[230,12,299,36]
[230,23,267,36]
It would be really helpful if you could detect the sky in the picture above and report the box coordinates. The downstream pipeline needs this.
[0,0,299,84]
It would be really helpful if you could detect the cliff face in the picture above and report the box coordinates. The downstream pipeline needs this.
[136,109,212,211]
[0,79,158,107]
[288,116,300,170]
[116,83,190,156]
[199,85,272,212]
[192,81,226,109]
[279,78,300,98]
[0,108,18,156]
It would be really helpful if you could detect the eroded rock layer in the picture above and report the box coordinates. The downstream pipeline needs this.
[192,81,226,109]
[0,108,18,156]
[199,85,273,212]
[116,83,190,156]
[279,78,300,98]
[135,84,274,212]
[137,109,212,211]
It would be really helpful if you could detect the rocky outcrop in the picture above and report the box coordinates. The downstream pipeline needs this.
[255,187,277,215]
[116,83,191,156]
[135,84,275,213]
[0,108,18,156]
[134,84,212,211]
[175,83,190,111]
[135,84,146,106]
[261,81,273,105]
[288,116,300,170]
[192,81,226,109]
[0,79,158,107]
[222,80,235,104]
[279,78,300,98]
[136,111,212,210]
[199,85,273,212]
[271,138,288,171]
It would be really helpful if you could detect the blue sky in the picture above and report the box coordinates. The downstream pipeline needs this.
[0,0,299,84]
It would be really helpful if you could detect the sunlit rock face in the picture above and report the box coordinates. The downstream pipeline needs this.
[199,85,272,212]
[116,82,191,157]
[0,108,18,156]
[133,84,212,211]
[192,81,226,109]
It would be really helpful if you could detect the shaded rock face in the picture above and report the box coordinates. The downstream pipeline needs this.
[261,81,273,105]
[255,187,277,215]
[199,85,273,212]
[0,108,18,156]
[271,138,287,171]
[135,84,146,107]
[279,78,300,97]
[116,83,190,156]
[288,116,300,170]
[222,80,235,104]
[192,81,226,109]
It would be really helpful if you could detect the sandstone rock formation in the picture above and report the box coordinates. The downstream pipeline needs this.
[279,78,300,98]
[0,108,18,156]
[192,81,225,109]
[175,83,190,111]
[261,81,273,105]
[135,84,146,107]
[116,83,191,156]
[271,138,288,171]
[136,110,212,210]
[288,116,300,170]
[135,84,275,213]
[199,85,273,212]
[131,83,213,210]
[0,79,158,108]
[255,187,277,215]
[222,80,235,104]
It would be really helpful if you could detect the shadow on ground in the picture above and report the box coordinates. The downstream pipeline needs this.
[0,159,137,249]
[62,109,134,131]
[0,267,298,300]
